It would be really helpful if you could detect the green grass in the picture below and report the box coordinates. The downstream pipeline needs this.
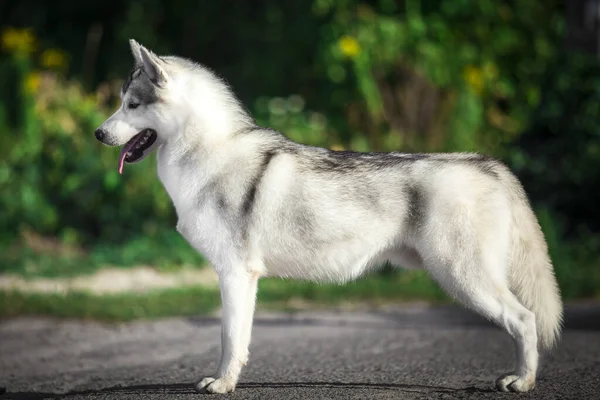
[0,270,449,321]
[258,270,446,305]
[0,287,221,321]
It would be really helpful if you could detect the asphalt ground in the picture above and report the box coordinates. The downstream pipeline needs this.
[1,303,599,399]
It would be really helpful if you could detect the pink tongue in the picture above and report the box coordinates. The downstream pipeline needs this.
[118,148,128,175]
[117,135,142,174]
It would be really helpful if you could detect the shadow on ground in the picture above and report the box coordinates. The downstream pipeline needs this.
[0,381,495,399]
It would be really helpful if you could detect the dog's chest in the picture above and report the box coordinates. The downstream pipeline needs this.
[156,149,233,263]
[156,148,193,215]
[157,164,184,210]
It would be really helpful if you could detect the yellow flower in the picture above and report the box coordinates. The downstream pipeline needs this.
[24,72,41,94]
[41,48,68,69]
[463,65,484,95]
[338,35,360,58]
[330,144,345,151]
[1,27,36,54]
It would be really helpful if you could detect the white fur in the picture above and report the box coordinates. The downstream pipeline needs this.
[95,40,564,394]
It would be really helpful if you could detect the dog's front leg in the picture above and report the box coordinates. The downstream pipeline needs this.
[195,269,254,394]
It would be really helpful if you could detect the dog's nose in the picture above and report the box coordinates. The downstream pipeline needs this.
[95,128,106,141]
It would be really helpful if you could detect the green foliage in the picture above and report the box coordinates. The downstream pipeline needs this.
[2,0,565,154]
[253,95,332,148]
[0,229,202,278]
[0,40,207,271]
[507,50,600,300]
[315,0,565,152]
[536,207,600,299]
[0,51,175,247]
[510,51,600,237]
[1,1,599,302]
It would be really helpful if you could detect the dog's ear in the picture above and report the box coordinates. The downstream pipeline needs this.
[129,39,143,66]
[139,45,169,87]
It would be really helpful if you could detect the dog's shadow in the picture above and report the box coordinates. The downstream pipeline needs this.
[1,382,494,399]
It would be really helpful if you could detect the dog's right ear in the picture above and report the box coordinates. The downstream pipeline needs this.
[129,39,143,66]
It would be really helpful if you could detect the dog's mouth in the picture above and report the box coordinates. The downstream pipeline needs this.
[118,129,158,174]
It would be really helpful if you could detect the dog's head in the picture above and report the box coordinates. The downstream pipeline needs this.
[95,40,183,173]
[96,39,254,173]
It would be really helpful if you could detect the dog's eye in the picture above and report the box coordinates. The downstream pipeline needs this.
[128,102,140,110]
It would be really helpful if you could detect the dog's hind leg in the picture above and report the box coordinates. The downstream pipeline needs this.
[195,268,256,394]
[423,221,539,393]
[428,258,538,392]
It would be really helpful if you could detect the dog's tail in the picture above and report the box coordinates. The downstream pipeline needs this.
[503,171,563,351]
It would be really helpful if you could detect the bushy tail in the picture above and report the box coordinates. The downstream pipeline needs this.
[504,172,564,351]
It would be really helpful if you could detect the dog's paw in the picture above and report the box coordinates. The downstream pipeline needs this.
[495,372,535,393]
[194,376,236,394]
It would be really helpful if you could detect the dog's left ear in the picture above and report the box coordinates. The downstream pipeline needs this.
[139,46,169,87]
[129,39,143,66]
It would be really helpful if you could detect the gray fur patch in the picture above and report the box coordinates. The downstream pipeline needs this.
[460,154,500,179]
[241,150,277,217]
[217,194,228,213]
[406,184,426,230]
[310,151,430,174]
[293,208,314,237]
[122,67,159,106]
[121,67,141,95]
[357,182,380,209]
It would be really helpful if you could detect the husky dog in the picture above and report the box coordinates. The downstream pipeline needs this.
[95,39,563,394]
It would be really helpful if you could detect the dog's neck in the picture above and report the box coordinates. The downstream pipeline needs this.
[162,71,254,161]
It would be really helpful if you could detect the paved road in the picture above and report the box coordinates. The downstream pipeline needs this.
[1,304,599,400]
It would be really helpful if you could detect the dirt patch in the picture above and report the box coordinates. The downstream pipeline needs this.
[0,266,219,294]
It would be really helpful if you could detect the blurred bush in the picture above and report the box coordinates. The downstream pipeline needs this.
[0,31,178,258]
[507,51,600,298]
[0,1,599,298]
[511,52,600,238]
[0,0,566,154]
[314,0,564,153]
